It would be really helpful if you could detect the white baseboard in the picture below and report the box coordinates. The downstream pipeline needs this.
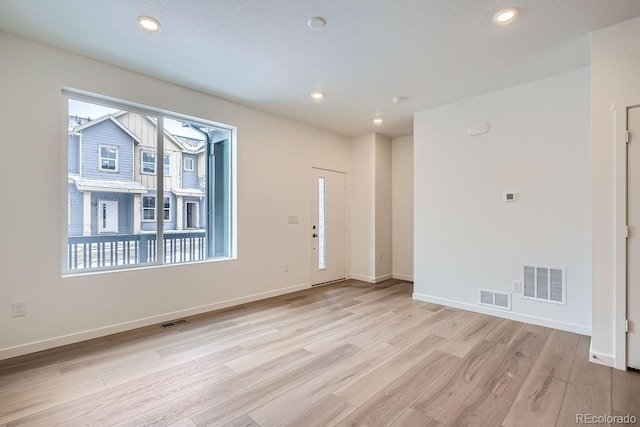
[374,274,393,283]
[0,282,310,361]
[589,341,616,368]
[412,292,591,336]
[392,274,413,282]
[349,273,375,283]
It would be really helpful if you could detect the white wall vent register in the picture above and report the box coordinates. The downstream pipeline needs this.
[523,265,566,305]
[478,289,512,310]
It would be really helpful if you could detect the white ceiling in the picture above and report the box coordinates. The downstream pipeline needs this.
[1,1,640,138]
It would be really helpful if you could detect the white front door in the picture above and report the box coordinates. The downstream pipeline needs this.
[98,200,118,234]
[628,106,640,370]
[311,168,347,285]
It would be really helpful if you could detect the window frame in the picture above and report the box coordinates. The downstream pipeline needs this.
[164,154,171,176]
[142,195,156,222]
[184,157,194,171]
[98,144,119,172]
[63,90,237,276]
[142,151,171,176]
[141,150,156,175]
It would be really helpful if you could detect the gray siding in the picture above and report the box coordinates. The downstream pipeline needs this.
[90,192,134,235]
[67,184,83,236]
[81,120,134,181]
[182,153,199,189]
[68,134,80,174]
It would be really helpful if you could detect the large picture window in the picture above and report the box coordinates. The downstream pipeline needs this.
[65,94,235,272]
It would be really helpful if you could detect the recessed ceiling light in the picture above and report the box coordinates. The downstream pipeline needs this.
[373,117,383,125]
[310,91,325,100]
[493,7,519,25]
[308,17,327,30]
[138,16,160,31]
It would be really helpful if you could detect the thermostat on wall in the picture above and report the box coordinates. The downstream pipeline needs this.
[503,192,518,202]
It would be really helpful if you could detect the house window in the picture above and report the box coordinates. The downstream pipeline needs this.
[142,195,155,221]
[142,151,156,174]
[142,152,170,175]
[142,196,171,221]
[99,145,118,171]
[164,155,171,176]
[65,95,236,273]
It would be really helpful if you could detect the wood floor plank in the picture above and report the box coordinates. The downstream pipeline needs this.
[335,350,457,427]
[0,378,106,425]
[248,342,397,426]
[569,335,611,391]
[391,408,442,427]
[611,368,640,417]
[187,344,362,427]
[556,382,611,427]
[528,329,580,381]
[485,319,526,345]
[167,418,197,427]
[100,347,317,427]
[446,387,513,427]
[334,334,445,407]
[386,308,459,349]
[279,394,355,427]
[502,373,567,427]
[221,414,260,427]
[5,346,241,426]
[431,311,479,339]
[409,339,509,424]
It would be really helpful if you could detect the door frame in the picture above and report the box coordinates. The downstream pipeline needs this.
[310,164,349,286]
[97,199,119,234]
[185,201,199,229]
[613,101,640,370]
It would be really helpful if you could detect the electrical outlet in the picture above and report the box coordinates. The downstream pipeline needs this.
[284,264,289,273]
[12,301,26,317]
[512,281,522,293]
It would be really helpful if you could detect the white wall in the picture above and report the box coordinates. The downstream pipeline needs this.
[392,135,413,281]
[413,67,592,334]
[0,32,352,359]
[591,16,640,368]
[348,134,375,281]
[375,134,392,281]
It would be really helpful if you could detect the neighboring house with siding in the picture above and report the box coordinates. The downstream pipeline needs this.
[68,112,206,237]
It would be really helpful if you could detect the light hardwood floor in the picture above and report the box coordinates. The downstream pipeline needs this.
[1,279,639,426]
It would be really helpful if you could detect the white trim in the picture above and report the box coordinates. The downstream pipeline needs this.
[589,339,616,367]
[392,274,413,282]
[412,292,591,336]
[98,144,119,172]
[184,157,194,171]
[349,273,376,283]
[0,282,310,361]
[374,274,393,283]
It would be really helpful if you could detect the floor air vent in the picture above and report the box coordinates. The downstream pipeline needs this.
[523,265,566,305]
[160,319,187,328]
[478,289,511,311]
